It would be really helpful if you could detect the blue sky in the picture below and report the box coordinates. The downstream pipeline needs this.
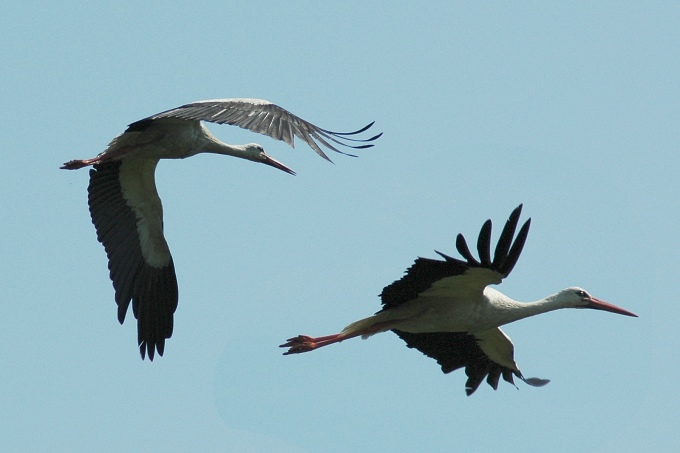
[2,1,678,452]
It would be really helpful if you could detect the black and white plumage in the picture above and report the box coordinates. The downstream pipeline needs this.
[281,205,637,395]
[62,98,381,360]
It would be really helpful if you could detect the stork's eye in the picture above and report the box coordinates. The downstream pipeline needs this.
[576,290,587,297]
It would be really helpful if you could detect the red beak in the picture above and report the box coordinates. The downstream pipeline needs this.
[262,154,296,175]
[588,297,638,317]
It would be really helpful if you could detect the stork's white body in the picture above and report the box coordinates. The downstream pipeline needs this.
[103,118,258,161]
[366,285,589,335]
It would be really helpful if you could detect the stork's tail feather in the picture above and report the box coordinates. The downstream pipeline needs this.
[341,315,384,340]
[520,376,550,387]
[341,312,411,340]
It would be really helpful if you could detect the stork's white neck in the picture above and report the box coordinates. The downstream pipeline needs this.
[483,287,580,328]
[193,123,294,174]
[205,141,260,160]
[197,126,260,160]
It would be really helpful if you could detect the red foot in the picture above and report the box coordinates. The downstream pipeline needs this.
[280,335,318,355]
[61,159,95,170]
[280,333,346,355]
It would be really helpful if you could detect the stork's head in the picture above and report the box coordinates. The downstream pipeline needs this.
[561,287,638,317]
[244,143,296,175]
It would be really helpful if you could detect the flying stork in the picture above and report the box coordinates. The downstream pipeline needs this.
[280,205,637,395]
[62,98,381,360]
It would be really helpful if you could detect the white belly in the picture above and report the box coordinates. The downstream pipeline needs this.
[384,296,488,333]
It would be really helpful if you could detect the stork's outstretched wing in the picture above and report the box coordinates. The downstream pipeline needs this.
[138,98,382,161]
[395,329,549,395]
[380,204,530,311]
[88,159,178,360]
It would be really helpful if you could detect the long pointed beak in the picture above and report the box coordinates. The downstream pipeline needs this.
[262,154,296,175]
[588,297,638,317]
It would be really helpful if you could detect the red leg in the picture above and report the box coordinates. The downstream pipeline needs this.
[61,138,157,170]
[279,333,348,355]
[280,318,410,355]
[60,157,102,170]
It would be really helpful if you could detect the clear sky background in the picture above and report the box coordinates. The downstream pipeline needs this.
[1,2,678,452]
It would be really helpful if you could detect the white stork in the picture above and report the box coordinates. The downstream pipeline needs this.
[280,205,637,395]
[62,98,381,360]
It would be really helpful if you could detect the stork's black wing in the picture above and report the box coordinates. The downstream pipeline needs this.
[394,331,522,396]
[88,161,178,361]
[380,204,530,311]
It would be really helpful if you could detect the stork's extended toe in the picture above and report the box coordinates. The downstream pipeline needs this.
[280,335,318,355]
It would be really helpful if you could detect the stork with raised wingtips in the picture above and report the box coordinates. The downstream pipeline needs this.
[280,205,637,395]
[63,98,381,360]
